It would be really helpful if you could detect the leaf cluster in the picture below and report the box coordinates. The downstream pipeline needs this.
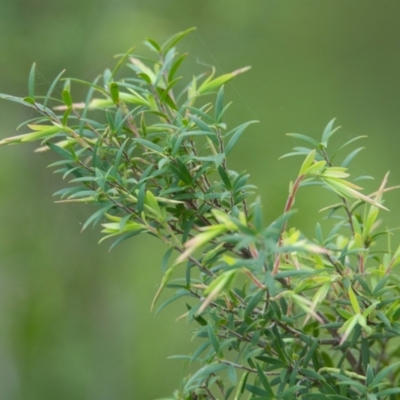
[1,29,400,399]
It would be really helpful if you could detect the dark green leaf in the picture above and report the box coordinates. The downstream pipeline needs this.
[373,276,389,296]
[184,363,227,392]
[215,85,224,122]
[245,384,269,397]
[279,385,305,399]
[109,82,120,105]
[286,133,319,147]
[135,138,163,153]
[82,204,114,231]
[371,362,400,388]
[190,340,210,363]
[108,230,143,251]
[207,323,220,353]
[168,53,187,82]
[47,142,75,161]
[244,290,264,319]
[341,147,364,167]
[302,338,318,368]
[143,38,161,53]
[110,46,135,80]
[256,363,274,397]
[225,120,258,155]
[376,388,400,396]
[218,165,232,190]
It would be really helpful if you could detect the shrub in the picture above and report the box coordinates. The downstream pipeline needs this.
[1,29,400,399]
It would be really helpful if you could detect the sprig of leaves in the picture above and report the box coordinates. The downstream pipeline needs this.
[1,29,400,399]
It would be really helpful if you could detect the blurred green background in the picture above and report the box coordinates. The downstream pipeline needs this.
[1,1,400,398]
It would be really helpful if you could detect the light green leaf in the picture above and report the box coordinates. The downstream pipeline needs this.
[28,62,36,99]
[299,149,316,175]
[348,287,361,314]
[161,27,196,55]
[198,66,251,95]
[338,314,359,344]
[304,160,326,176]
[198,269,238,314]
[321,118,338,144]
[177,224,227,263]
[144,190,162,218]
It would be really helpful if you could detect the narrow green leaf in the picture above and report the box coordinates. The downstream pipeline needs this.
[137,183,146,215]
[110,46,135,80]
[138,72,152,85]
[66,78,109,96]
[108,230,143,251]
[321,118,337,143]
[190,114,213,132]
[302,338,318,368]
[151,264,177,312]
[244,290,264,319]
[341,147,364,168]
[198,67,251,94]
[0,125,62,145]
[286,133,319,146]
[376,311,391,328]
[375,388,400,396]
[337,135,367,152]
[145,190,162,217]
[44,69,65,108]
[299,149,316,175]
[234,372,249,400]
[186,303,207,326]
[348,287,361,314]
[279,385,305,399]
[300,368,325,382]
[196,269,237,314]
[176,158,193,185]
[304,160,326,175]
[109,82,120,105]
[135,138,164,153]
[161,248,174,273]
[168,53,187,82]
[47,142,75,161]
[215,85,224,121]
[218,165,232,189]
[82,204,114,231]
[207,323,220,353]
[256,363,274,396]
[79,75,101,136]
[154,292,191,316]
[373,276,389,296]
[28,62,36,99]
[161,27,196,55]
[366,364,374,387]
[184,363,227,392]
[245,384,269,397]
[371,362,400,388]
[225,121,258,155]
[143,38,161,53]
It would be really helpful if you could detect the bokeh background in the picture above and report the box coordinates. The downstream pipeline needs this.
[1,1,400,399]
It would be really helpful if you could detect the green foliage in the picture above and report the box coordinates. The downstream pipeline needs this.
[1,29,400,399]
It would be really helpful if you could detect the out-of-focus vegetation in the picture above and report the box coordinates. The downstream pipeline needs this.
[1,2,400,399]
